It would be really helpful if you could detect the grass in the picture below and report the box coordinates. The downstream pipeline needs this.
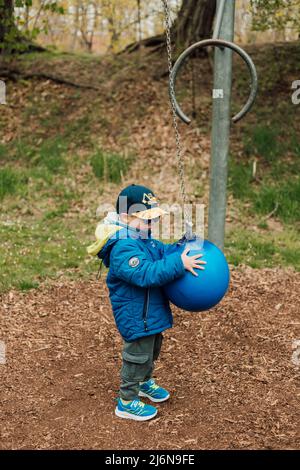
[43,202,70,220]
[20,49,104,64]
[226,227,300,271]
[254,180,300,224]
[228,126,300,225]
[91,149,132,183]
[34,137,67,173]
[228,161,300,224]
[0,168,19,199]
[18,280,40,291]
[0,168,28,200]
[2,136,67,172]
[0,138,98,292]
[0,142,7,160]
[243,125,283,163]
[62,116,94,147]
[228,158,253,200]
[0,136,68,206]
[0,217,98,293]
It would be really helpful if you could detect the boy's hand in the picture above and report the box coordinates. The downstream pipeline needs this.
[181,247,206,277]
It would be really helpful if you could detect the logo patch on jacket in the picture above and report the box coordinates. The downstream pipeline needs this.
[129,257,140,268]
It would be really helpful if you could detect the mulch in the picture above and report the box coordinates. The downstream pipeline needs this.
[0,266,299,450]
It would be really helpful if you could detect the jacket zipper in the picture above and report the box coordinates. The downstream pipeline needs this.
[142,288,150,331]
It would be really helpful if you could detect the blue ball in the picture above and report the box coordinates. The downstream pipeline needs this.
[164,238,230,312]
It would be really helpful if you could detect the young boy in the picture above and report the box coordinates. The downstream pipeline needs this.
[88,184,205,421]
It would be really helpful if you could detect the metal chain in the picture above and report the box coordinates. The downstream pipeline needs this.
[161,0,194,238]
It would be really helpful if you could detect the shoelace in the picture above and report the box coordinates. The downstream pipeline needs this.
[150,383,159,390]
[131,400,145,410]
[145,379,159,390]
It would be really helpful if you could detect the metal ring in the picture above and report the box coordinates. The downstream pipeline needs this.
[170,38,258,124]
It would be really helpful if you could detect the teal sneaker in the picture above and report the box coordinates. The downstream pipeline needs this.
[115,398,157,421]
[139,379,170,403]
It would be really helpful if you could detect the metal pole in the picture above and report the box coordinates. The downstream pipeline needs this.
[208,0,236,250]
[213,0,226,40]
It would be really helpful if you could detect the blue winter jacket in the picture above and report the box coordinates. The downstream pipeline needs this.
[96,222,185,342]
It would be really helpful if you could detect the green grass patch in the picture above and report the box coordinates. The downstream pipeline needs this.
[0,218,97,293]
[43,202,70,220]
[34,137,67,173]
[62,116,93,147]
[0,167,28,200]
[7,136,67,175]
[18,280,40,291]
[19,50,103,64]
[0,168,19,199]
[226,227,300,271]
[4,133,67,163]
[91,149,132,183]
[243,125,283,163]
[228,158,254,199]
[38,102,65,130]
[254,179,300,224]
[0,142,7,161]
[229,126,300,225]
[229,155,300,225]
[13,139,37,163]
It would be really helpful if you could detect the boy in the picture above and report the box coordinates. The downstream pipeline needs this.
[88,184,205,421]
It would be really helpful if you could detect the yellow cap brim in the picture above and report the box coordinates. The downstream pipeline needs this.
[131,207,168,220]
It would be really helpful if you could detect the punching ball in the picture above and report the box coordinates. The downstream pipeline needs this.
[164,238,230,312]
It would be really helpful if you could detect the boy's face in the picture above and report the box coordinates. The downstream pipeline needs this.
[120,213,157,232]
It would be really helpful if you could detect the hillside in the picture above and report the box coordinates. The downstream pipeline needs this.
[1,42,300,292]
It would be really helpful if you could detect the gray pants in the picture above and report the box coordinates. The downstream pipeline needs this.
[120,333,163,401]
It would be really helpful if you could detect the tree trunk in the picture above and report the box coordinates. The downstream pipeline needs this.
[172,0,216,49]
[137,0,142,44]
[0,0,45,54]
[0,0,14,45]
[70,0,80,51]
[122,0,216,54]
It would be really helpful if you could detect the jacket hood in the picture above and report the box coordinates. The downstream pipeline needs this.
[87,212,140,267]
